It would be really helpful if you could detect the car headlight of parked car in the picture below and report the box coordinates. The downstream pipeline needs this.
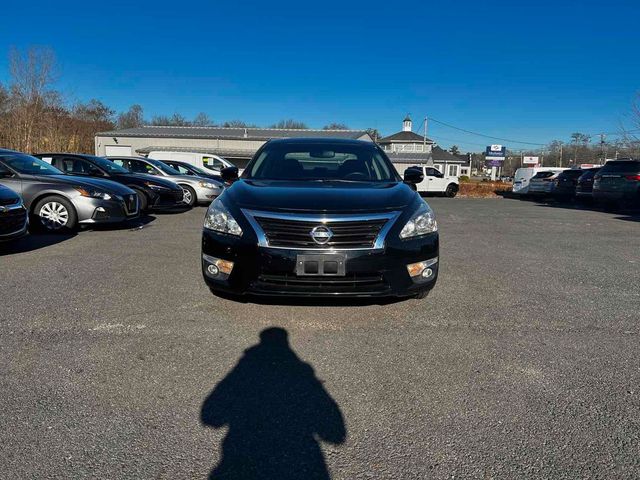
[74,186,112,200]
[204,198,243,236]
[144,181,171,191]
[400,202,437,239]
[198,180,221,189]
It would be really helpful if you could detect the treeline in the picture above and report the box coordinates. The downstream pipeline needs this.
[0,47,363,155]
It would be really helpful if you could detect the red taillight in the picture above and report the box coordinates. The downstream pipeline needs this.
[624,174,640,181]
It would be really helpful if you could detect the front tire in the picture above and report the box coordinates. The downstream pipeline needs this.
[132,188,149,212]
[445,184,458,198]
[180,185,197,207]
[30,196,77,233]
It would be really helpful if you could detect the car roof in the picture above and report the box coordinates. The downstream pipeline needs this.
[0,148,23,155]
[265,137,375,147]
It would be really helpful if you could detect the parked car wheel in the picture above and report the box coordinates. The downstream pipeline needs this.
[445,184,458,198]
[180,185,197,207]
[132,188,149,212]
[31,196,77,233]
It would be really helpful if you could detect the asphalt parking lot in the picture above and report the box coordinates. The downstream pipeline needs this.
[1,198,639,479]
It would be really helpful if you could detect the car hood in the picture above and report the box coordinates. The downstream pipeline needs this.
[35,175,135,194]
[120,173,182,190]
[225,179,416,213]
[0,185,20,202]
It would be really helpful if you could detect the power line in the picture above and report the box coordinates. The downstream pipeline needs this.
[428,117,546,146]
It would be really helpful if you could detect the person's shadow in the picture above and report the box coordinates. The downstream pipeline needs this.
[200,327,346,479]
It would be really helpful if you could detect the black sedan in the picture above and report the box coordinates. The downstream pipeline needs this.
[551,169,587,201]
[34,153,184,212]
[575,167,601,201]
[0,183,28,241]
[201,138,439,299]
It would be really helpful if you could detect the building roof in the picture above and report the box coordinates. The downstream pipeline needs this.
[378,130,434,144]
[96,125,371,141]
[386,146,467,165]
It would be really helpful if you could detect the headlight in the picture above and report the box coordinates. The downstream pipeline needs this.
[399,202,437,239]
[144,181,170,191]
[204,198,242,236]
[198,180,221,189]
[74,186,112,200]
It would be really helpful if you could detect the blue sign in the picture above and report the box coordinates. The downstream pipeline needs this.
[486,145,506,157]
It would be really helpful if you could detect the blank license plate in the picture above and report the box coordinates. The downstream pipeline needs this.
[296,254,346,276]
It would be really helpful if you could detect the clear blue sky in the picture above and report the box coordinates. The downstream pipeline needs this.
[1,0,639,151]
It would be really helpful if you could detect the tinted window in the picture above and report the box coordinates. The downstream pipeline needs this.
[57,157,103,175]
[560,170,586,178]
[599,161,640,174]
[532,171,555,179]
[245,143,399,182]
[0,154,63,175]
[145,159,181,175]
[128,160,158,175]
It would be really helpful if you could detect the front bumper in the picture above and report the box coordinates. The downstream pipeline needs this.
[0,205,28,241]
[202,229,439,297]
[75,197,139,224]
[149,189,185,210]
[194,185,223,204]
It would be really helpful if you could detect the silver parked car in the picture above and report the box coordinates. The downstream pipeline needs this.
[0,150,139,233]
[108,157,224,206]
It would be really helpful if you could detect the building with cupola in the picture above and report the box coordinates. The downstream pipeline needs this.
[378,116,471,178]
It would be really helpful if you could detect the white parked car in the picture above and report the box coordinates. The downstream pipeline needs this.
[147,151,241,176]
[406,165,459,197]
[527,170,567,196]
[513,167,566,194]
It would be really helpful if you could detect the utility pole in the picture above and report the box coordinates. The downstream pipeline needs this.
[423,116,428,150]
[559,144,563,167]
[600,133,606,163]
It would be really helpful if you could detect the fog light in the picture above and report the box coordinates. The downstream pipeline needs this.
[203,254,234,279]
[407,257,438,279]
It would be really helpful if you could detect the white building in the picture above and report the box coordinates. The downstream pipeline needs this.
[95,126,373,168]
[378,116,471,177]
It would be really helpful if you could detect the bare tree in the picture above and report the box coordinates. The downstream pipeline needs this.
[7,46,59,152]
[117,104,144,129]
[323,123,349,130]
[192,112,212,126]
[366,128,381,142]
[222,120,250,128]
[270,119,308,129]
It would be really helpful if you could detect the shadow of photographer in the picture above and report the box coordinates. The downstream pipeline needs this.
[201,327,346,479]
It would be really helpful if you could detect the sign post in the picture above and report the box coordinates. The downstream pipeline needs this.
[485,145,506,181]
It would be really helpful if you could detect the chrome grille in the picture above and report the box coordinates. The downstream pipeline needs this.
[242,210,400,250]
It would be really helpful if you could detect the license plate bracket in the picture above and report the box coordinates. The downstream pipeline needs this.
[296,254,346,276]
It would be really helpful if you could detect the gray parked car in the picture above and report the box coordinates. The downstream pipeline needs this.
[0,150,139,233]
[108,156,224,206]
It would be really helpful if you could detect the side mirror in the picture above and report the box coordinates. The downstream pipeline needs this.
[221,166,239,184]
[403,168,424,184]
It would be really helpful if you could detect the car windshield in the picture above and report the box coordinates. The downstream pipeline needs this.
[146,158,181,175]
[85,155,130,174]
[245,143,399,182]
[1,154,64,175]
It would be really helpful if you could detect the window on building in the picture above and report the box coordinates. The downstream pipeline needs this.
[448,164,459,177]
